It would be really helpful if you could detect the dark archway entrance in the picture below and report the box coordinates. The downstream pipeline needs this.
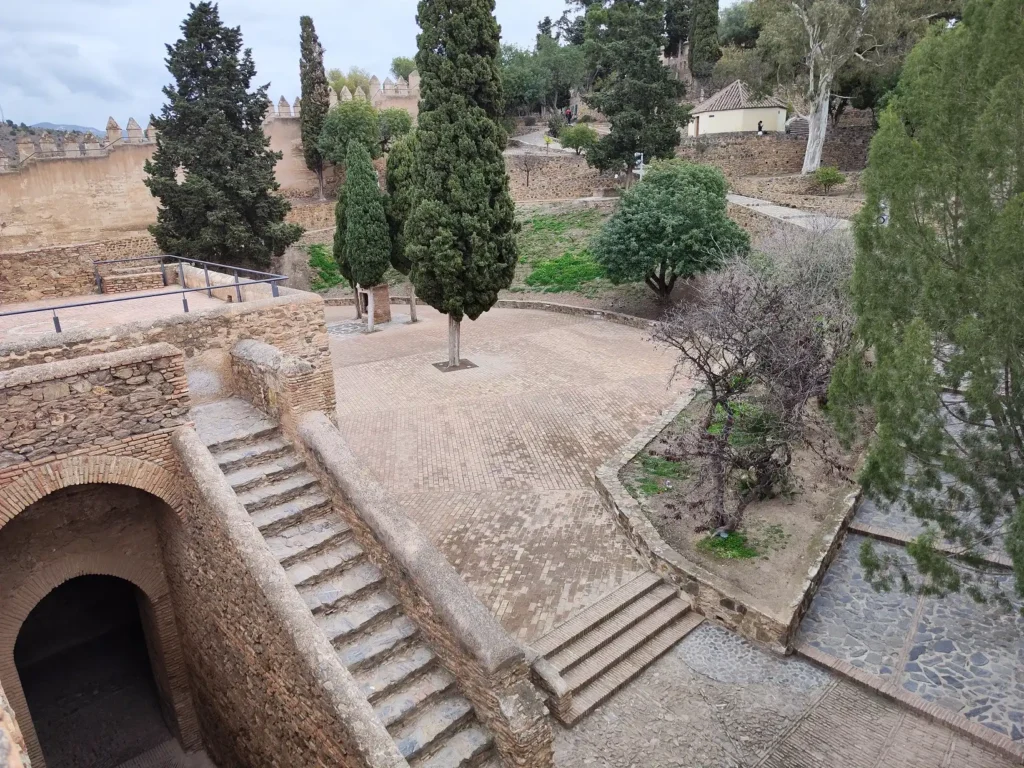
[14,575,172,768]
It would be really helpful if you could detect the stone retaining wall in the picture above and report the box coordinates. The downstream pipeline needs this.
[507,153,608,201]
[0,682,28,768]
[297,412,554,768]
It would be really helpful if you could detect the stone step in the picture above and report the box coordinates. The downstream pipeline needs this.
[533,572,662,657]
[285,537,366,588]
[562,599,690,693]
[336,615,419,671]
[249,490,332,535]
[225,452,305,493]
[319,589,401,645]
[391,696,475,762]
[549,583,677,674]
[357,642,439,703]
[212,435,291,473]
[236,472,319,512]
[191,398,279,452]
[472,754,502,768]
[563,611,704,725]
[373,667,455,730]
[265,515,352,567]
[411,724,494,768]
[299,561,385,614]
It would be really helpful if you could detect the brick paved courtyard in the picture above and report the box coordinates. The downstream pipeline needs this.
[329,304,688,641]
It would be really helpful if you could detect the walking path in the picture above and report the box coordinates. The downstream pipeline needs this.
[727,193,851,230]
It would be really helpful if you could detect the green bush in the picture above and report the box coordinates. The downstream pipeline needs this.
[547,114,564,138]
[577,113,596,123]
[559,124,599,156]
[697,531,760,559]
[813,165,847,194]
[707,402,784,447]
[524,115,538,127]
[524,249,605,292]
[308,243,344,292]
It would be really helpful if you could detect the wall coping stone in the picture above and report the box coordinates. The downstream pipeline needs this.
[171,426,408,768]
[0,341,179,388]
[232,339,314,377]
[297,411,524,677]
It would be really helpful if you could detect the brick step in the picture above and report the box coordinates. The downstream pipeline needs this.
[265,515,352,567]
[356,642,439,703]
[562,599,690,693]
[285,538,366,588]
[472,754,502,768]
[249,490,332,534]
[225,452,305,493]
[411,724,494,768]
[319,589,402,645]
[563,610,704,726]
[533,572,662,657]
[335,615,419,671]
[212,435,291,473]
[299,561,384,614]
[549,583,678,674]
[192,399,279,452]
[391,696,475,762]
[236,471,319,512]
[105,262,163,275]
[373,667,456,730]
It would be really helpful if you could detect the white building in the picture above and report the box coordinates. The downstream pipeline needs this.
[687,80,787,137]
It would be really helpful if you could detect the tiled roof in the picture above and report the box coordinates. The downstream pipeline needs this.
[692,80,786,113]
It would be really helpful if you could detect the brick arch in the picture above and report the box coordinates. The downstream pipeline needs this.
[0,455,185,533]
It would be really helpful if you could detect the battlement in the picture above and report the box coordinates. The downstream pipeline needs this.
[267,70,422,119]
[1,117,156,173]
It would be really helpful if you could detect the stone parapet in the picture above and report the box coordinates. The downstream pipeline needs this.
[0,682,28,768]
[296,412,554,768]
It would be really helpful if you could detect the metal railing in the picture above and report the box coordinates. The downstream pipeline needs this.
[1,256,288,334]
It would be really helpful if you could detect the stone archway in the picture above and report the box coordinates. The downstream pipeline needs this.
[0,479,201,768]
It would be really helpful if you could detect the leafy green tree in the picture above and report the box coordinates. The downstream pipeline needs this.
[385,132,419,320]
[331,184,354,291]
[584,0,689,175]
[500,44,550,116]
[408,0,519,368]
[718,1,760,48]
[327,66,374,98]
[592,160,749,299]
[665,0,690,58]
[559,123,598,155]
[299,16,331,199]
[144,2,301,269]
[813,165,845,193]
[391,56,417,80]
[536,34,587,110]
[689,0,721,79]
[343,140,391,289]
[378,108,413,152]
[318,100,381,165]
[830,0,1024,603]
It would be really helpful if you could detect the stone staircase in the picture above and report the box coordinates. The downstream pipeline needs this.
[111,740,215,768]
[100,263,166,294]
[533,572,703,726]
[193,399,500,767]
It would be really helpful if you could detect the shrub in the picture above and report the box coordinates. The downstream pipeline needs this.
[814,165,846,194]
[578,113,596,123]
[308,243,344,292]
[524,249,605,292]
[547,114,564,138]
[559,124,599,156]
[524,115,538,127]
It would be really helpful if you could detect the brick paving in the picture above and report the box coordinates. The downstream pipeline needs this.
[329,305,688,641]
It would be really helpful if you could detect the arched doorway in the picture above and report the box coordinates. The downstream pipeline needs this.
[14,575,173,768]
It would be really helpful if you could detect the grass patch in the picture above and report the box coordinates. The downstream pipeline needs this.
[748,523,789,554]
[707,402,784,448]
[524,249,604,292]
[517,209,607,266]
[632,452,688,496]
[697,531,760,559]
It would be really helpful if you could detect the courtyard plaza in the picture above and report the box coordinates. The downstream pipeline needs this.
[327,303,1016,768]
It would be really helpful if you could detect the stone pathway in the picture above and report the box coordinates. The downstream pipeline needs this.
[727,193,851,231]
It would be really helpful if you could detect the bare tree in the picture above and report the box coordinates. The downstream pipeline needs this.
[515,151,544,188]
[654,224,856,531]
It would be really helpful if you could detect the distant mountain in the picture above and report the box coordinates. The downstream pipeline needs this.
[31,122,106,137]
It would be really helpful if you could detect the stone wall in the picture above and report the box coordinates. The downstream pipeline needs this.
[264,117,340,200]
[164,428,404,768]
[0,682,29,768]
[507,153,607,201]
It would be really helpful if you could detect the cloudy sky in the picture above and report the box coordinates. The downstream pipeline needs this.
[1,0,736,130]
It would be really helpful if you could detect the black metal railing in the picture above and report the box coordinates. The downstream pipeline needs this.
[0,256,288,334]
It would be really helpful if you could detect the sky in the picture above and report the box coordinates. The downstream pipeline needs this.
[0,0,736,130]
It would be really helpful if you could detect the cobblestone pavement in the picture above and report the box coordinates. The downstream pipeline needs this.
[329,305,688,640]
[798,533,1024,741]
[555,623,1014,767]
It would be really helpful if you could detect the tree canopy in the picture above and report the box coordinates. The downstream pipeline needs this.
[385,132,417,275]
[378,108,413,153]
[342,140,391,288]
[390,56,417,80]
[328,66,373,98]
[144,1,301,268]
[689,0,722,80]
[318,99,381,165]
[299,16,331,198]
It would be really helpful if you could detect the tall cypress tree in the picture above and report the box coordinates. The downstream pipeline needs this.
[386,132,419,321]
[343,140,391,290]
[407,0,518,368]
[665,0,690,58]
[145,2,301,268]
[689,0,721,81]
[299,16,331,199]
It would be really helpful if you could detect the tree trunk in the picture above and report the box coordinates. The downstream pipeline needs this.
[355,284,362,319]
[448,315,461,368]
[316,165,325,200]
[802,78,833,175]
[409,284,418,323]
[366,288,375,333]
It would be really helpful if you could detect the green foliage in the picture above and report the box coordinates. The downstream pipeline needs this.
[406,0,519,323]
[719,1,760,48]
[813,165,846,193]
[707,402,784,447]
[308,243,344,292]
[547,114,565,138]
[390,56,417,81]
[378,108,413,152]
[385,133,416,274]
[592,160,749,297]
[524,249,604,292]
[499,38,586,116]
[318,100,381,165]
[697,531,760,559]
[299,16,331,195]
[583,0,689,174]
[830,0,1024,602]
[689,0,722,79]
[577,113,595,123]
[342,140,391,288]
[332,185,352,287]
[665,0,690,57]
[144,2,301,268]
[559,124,598,155]
[328,66,373,98]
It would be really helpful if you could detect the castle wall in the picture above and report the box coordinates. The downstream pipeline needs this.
[0,680,29,768]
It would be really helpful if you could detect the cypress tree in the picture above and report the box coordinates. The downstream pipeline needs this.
[344,140,391,290]
[665,0,690,58]
[689,0,721,81]
[299,16,331,199]
[144,2,301,269]
[407,0,518,368]
[385,133,419,321]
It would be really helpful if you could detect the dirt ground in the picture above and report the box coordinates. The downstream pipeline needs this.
[730,173,866,220]
[621,399,856,616]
